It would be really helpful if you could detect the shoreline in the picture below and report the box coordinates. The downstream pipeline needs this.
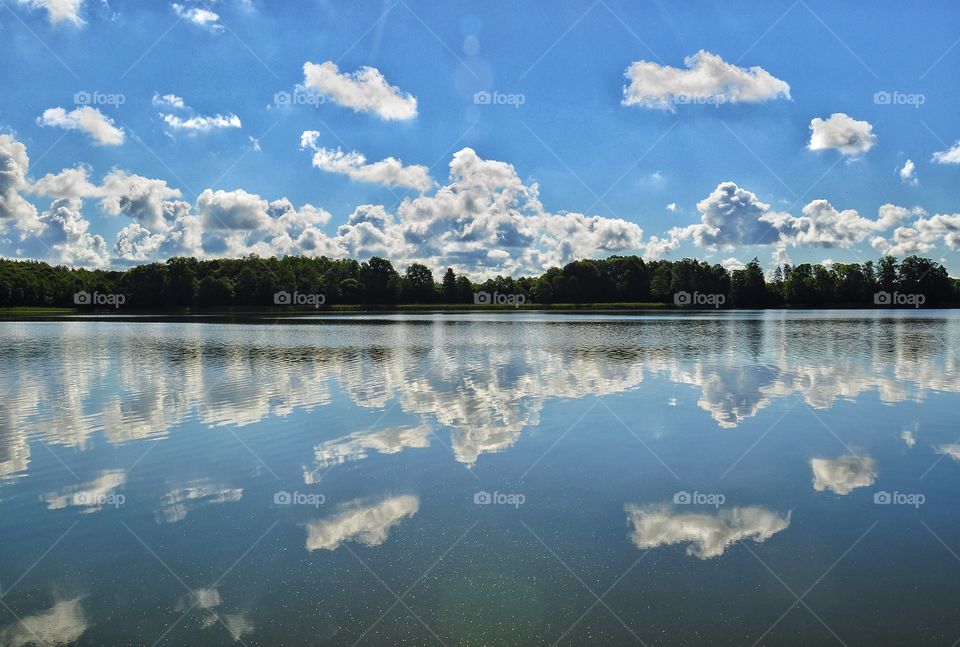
[2,303,958,320]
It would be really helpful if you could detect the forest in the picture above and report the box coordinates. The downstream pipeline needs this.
[0,254,957,308]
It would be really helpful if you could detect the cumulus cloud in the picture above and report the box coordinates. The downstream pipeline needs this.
[16,0,84,26]
[304,495,419,551]
[622,50,790,111]
[872,211,960,256]
[300,131,433,192]
[932,141,960,165]
[38,106,125,145]
[196,188,270,230]
[302,61,417,120]
[37,197,110,267]
[674,182,910,251]
[768,199,896,248]
[899,159,918,185]
[625,503,791,559]
[172,3,222,32]
[808,113,876,158]
[811,455,877,495]
[0,134,43,235]
[673,181,783,248]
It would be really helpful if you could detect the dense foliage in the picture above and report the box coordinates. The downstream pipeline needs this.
[0,254,957,308]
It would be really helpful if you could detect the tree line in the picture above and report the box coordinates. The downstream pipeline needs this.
[0,254,957,308]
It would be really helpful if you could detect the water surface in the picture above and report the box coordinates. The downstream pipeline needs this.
[1,311,959,645]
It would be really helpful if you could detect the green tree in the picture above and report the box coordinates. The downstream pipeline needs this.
[402,263,435,303]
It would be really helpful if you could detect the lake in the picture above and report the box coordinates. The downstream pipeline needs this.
[1,311,959,646]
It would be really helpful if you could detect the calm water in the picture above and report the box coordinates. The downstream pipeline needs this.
[1,311,959,646]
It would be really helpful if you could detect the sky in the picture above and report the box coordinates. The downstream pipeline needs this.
[1,0,959,277]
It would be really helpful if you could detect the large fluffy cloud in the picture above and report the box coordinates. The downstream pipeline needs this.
[301,131,433,192]
[301,61,417,121]
[674,181,911,251]
[16,0,84,26]
[808,113,876,158]
[625,503,791,559]
[674,181,783,248]
[622,50,790,111]
[37,106,125,146]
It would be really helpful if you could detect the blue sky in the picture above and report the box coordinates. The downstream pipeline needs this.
[1,0,959,276]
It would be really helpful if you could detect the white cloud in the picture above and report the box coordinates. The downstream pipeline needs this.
[901,428,917,448]
[196,188,270,230]
[162,113,241,133]
[152,93,186,109]
[675,182,909,251]
[304,495,419,551]
[301,132,433,192]
[155,480,243,524]
[899,159,918,185]
[721,257,745,270]
[811,455,877,495]
[42,469,124,511]
[932,141,960,165]
[769,199,894,248]
[309,424,431,467]
[673,181,783,248]
[872,211,960,256]
[155,95,241,134]
[172,3,222,32]
[38,106,125,145]
[808,113,876,158]
[935,443,960,463]
[0,134,43,235]
[666,202,678,213]
[302,61,417,121]
[625,503,791,559]
[0,597,88,646]
[622,50,790,111]
[16,0,84,26]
